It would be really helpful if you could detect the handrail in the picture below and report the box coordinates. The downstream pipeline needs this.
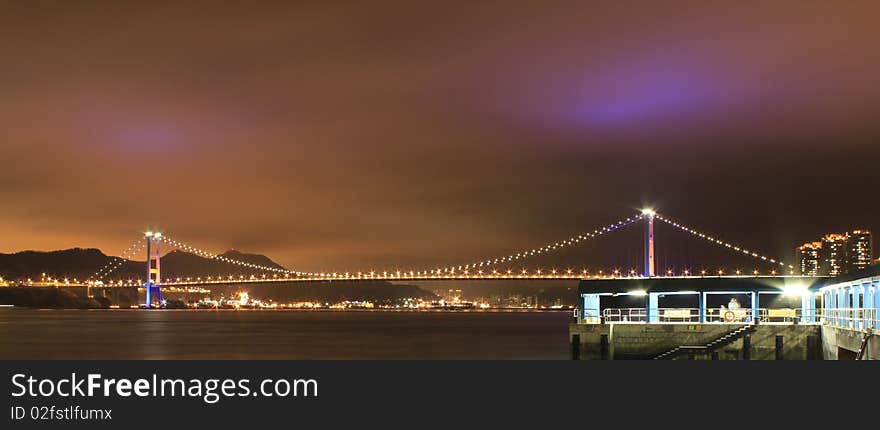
[821,308,878,330]
[654,324,757,360]
[598,307,876,326]
[603,307,750,323]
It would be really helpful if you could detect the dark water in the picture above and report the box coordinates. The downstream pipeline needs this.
[0,310,571,360]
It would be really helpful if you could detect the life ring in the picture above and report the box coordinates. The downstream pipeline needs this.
[723,310,736,322]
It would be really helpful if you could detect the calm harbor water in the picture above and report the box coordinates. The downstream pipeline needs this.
[0,310,571,360]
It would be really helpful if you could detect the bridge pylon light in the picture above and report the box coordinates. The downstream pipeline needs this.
[145,232,162,308]
[642,209,656,277]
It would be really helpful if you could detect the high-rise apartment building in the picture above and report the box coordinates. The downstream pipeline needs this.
[821,234,847,276]
[798,230,874,276]
[846,230,873,273]
[797,241,822,276]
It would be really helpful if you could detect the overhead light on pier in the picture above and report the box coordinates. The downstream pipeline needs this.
[783,284,807,296]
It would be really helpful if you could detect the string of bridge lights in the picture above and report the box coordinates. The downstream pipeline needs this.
[427,214,645,275]
[109,265,802,286]
[97,210,800,285]
[128,216,645,282]
[91,239,146,281]
[157,269,592,285]
[153,233,311,277]
[91,239,141,278]
[654,213,794,271]
[97,243,146,281]
[156,236,218,259]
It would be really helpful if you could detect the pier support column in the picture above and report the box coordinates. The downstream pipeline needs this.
[775,335,784,360]
[800,291,816,323]
[807,335,819,360]
[751,292,759,324]
[824,291,832,325]
[874,282,880,329]
[600,334,609,360]
[865,285,875,328]
[852,286,862,330]
[647,293,659,323]
[699,292,707,323]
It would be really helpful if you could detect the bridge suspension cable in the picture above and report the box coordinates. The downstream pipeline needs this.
[425,214,644,275]
[90,239,146,281]
[161,214,644,280]
[97,209,798,285]
[654,213,794,271]
[156,234,312,277]
[145,215,645,282]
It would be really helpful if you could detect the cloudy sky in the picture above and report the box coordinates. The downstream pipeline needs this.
[1,1,878,273]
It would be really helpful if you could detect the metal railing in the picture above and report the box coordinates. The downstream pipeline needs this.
[601,307,647,323]
[603,308,702,323]
[705,307,756,323]
[602,307,757,323]
[708,308,823,323]
[821,308,878,330]
[593,307,879,328]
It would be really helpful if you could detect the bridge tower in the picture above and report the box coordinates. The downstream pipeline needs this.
[642,209,656,277]
[144,232,162,308]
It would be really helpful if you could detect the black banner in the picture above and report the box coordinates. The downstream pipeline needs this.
[1,361,870,428]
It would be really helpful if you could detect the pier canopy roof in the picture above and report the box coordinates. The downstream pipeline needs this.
[577,276,826,296]
[816,264,880,289]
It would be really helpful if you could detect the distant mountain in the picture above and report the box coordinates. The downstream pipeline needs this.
[0,248,440,305]
[0,248,111,280]
[157,249,288,279]
[0,247,290,282]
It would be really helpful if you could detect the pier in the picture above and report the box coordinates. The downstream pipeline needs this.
[570,266,880,359]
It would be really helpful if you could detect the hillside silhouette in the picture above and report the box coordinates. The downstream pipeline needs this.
[0,247,288,281]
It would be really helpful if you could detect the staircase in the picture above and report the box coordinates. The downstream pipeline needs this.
[855,329,873,360]
[654,325,757,360]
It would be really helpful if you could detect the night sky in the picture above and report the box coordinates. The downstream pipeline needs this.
[1,1,878,273]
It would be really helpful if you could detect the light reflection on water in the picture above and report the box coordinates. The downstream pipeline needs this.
[0,310,571,360]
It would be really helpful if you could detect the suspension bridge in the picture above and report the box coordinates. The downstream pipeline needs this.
[61,208,808,308]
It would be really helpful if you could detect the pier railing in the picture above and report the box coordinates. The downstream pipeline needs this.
[602,307,756,323]
[821,308,878,330]
[594,307,877,328]
[599,308,828,324]
[602,308,702,323]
